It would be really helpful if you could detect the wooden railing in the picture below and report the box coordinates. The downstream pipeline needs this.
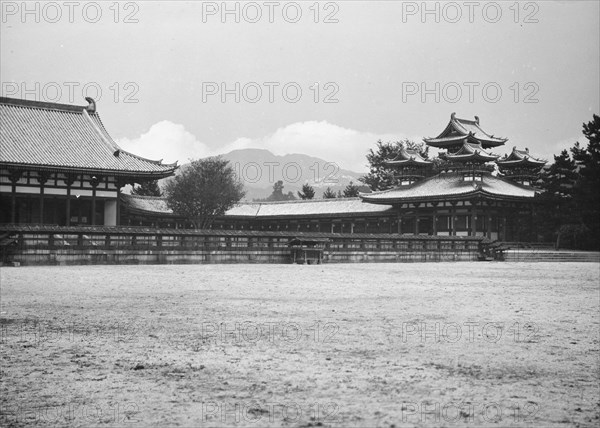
[0,225,488,264]
[1,224,485,250]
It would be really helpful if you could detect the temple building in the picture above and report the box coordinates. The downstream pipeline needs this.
[0,97,177,226]
[0,96,546,242]
[361,113,546,240]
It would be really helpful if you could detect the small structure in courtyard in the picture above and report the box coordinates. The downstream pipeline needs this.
[288,237,329,264]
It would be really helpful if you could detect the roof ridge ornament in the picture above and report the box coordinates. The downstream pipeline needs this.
[474,115,480,124]
[85,97,96,113]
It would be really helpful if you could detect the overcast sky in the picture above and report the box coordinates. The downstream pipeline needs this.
[2,1,599,171]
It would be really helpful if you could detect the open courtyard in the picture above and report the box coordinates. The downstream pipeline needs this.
[1,262,599,427]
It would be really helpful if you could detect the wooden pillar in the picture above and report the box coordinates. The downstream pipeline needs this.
[413,203,419,235]
[450,203,457,236]
[485,206,491,239]
[11,183,16,223]
[529,203,535,242]
[500,207,507,241]
[397,208,403,234]
[432,204,438,236]
[91,177,98,226]
[65,174,75,226]
[9,169,22,223]
[38,172,49,224]
[470,203,477,237]
[52,197,58,225]
[350,222,354,234]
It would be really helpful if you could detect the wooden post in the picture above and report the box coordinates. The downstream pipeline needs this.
[65,174,75,226]
[9,169,22,223]
[38,172,49,224]
[398,212,402,234]
[11,182,16,223]
[450,203,457,236]
[486,205,492,239]
[90,176,100,226]
[500,207,507,241]
[470,204,477,237]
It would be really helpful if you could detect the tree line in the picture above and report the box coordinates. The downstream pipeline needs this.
[256,180,363,202]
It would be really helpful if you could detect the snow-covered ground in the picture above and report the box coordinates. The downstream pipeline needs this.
[1,263,598,427]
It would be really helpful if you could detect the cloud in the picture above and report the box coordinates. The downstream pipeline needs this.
[220,121,414,171]
[117,120,417,172]
[116,120,211,165]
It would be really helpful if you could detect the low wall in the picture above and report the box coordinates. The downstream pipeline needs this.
[1,225,485,266]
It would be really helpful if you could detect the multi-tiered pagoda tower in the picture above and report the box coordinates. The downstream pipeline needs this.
[497,147,546,186]
[361,113,546,240]
[384,146,432,186]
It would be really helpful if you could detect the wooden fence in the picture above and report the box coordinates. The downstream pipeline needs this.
[0,225,488,265]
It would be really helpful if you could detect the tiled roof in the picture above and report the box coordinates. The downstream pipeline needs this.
[385,146,432,166]
[122,194,395,218]
[497,146,546,167]
[229,198,396,218]
[360,172,537,203]
[122,194,172,214]
[0,97,178,177]
[441,142,499,162]
[424,113,507,148]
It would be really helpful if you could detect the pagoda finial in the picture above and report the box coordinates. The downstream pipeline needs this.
[85,97,96,113]
[474,115,479,124]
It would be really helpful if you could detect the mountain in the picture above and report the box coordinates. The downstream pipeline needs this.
[161,149,368,201]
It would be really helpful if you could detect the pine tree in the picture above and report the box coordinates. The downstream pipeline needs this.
[536,150,579,248]
[343,181,360,197]
[297,183,316,200]
[570,114,600,248]
[322,187,336,199]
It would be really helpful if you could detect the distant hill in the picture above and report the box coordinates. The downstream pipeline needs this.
[160,148,369,201]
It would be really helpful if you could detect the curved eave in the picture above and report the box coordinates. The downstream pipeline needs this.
[92,113,179,169]
[117,148,179,169]
[424,136,506,148]
[360,188,537,205]
[444,154,499,162]
[425,116,507,146]
[424,135,466,145]
[226,210,396,220]
[384,160,432,167]
[0,161,178,178]
[497,159,546,167]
